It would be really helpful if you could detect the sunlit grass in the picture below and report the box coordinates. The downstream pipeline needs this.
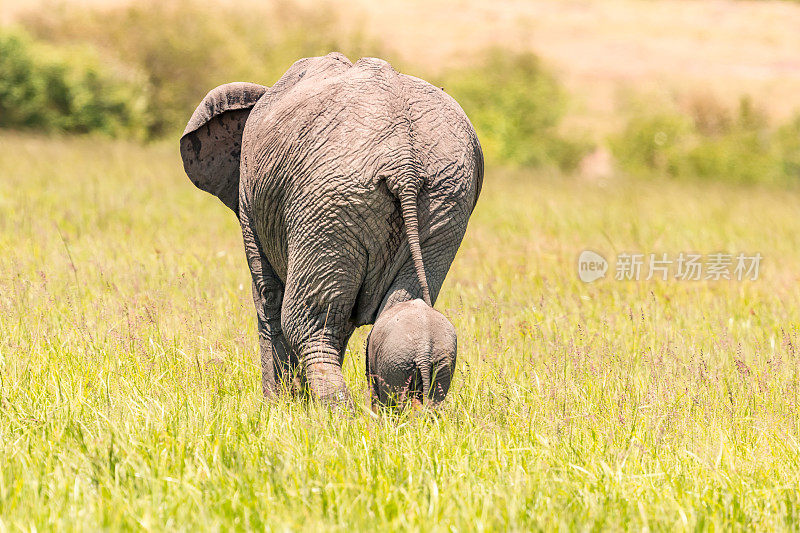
[1,133,800,530]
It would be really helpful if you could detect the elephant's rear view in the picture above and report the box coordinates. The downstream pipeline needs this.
[180,52,483,407]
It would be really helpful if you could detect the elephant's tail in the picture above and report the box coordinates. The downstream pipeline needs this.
[399,186,432,307]
[419,360,432,402]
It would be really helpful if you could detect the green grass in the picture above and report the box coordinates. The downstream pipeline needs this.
[1,132,800,530]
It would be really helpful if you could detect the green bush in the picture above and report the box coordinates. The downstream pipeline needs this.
[611,96,800,185]
[0,28,147,137]
[608,113,693,177]
[773,115,800,181]
[22,0,384,138]
[11,1,588,169]
[440,49,590,171]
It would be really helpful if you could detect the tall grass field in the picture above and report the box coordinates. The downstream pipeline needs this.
[1,132,800,530]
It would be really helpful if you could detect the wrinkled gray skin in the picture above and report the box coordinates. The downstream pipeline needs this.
[180,52,483,406]
[367,299,456,408]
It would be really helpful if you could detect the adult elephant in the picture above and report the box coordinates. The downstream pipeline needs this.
[180,52,483,406]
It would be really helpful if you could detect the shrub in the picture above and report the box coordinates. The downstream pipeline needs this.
[611,96,800,185]
[773,115,800,181]
[439,49,591,171]
[21,0,384,139]
[11,2,588,169]
[609,113,693,177]
[0,28,147,137]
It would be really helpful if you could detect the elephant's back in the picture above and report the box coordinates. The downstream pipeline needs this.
[244,54,481,194]
[247,57,414,184]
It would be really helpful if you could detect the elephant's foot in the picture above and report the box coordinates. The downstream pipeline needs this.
[304,361,352,408]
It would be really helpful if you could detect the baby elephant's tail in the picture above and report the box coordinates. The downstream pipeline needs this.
[399,185,432,306]
[419,360,432,403]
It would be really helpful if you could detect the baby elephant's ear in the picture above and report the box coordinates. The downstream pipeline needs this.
[180,82,268,214]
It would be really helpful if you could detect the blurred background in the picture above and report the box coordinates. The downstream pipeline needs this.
[2,0,800,185]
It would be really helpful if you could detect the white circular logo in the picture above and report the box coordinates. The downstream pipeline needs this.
[577,250,608,283]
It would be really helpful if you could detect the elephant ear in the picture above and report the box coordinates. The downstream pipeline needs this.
[180,82,268,214]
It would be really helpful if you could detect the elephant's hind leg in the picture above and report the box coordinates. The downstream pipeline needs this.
[250,281,299,396]
[281,301,355,406]
[279,242,364,407]
[241,210,298,397]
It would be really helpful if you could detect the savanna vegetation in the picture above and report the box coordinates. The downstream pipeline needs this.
[2,0,800,530]
[3,1,800,181]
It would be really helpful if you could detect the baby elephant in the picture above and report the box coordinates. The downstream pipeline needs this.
[366,299,457,408]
